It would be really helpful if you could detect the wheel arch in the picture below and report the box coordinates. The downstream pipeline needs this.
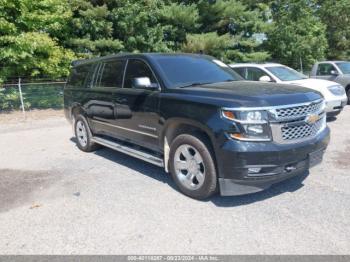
[70,103,87,119]
[161,118,217,173]
[345,84,350,92]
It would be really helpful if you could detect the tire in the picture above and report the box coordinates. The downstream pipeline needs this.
[169,134,217,200]
[347,87,350,105]
[74,115,100,152]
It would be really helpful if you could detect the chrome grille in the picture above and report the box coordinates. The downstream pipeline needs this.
[281,118,325,141]
[272,100,324,120]
[269,99,326,144]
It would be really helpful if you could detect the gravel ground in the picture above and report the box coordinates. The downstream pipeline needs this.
[0,107,349,255]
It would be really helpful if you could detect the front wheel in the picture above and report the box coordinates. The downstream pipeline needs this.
[169,134,217,200]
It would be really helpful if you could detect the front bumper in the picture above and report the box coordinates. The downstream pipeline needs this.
[217,127,330,196]
[325,96,347,116]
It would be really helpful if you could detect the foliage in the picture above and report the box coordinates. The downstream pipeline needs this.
[108,0,169,53]
[67,0,123,56]
[159,2,200,49]
[266,0,328,70]
[193,0,270,62]
[318,0,350,60]
[0,0,349,83]
[0,32,75,81]
[182,32,232,60]
[0,0,75,82]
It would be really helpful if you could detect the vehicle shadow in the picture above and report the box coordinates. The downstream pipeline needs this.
[326,116,337,122]
[71,137,309,207]
[93,146,178,191]
[209,171,309,207]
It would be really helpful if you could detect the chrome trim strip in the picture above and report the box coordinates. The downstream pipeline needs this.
[91,119,158,138]
[91,136,164,167]
[222,99,324,111]
[229,134,271,142]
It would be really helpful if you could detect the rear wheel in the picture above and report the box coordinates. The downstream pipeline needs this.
[347,87,350,105]
[169,134,217,200]
[74,115,100,152]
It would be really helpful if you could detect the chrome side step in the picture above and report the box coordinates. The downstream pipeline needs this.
[91,136,164,167]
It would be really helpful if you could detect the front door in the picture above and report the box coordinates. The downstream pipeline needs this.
[110,59,162,151]
[315,63,339,81]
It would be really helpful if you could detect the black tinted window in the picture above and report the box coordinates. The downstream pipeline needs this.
[67,64,92,88]
[232,67,246,78]
[153,56,240,88]
[97,60,126,88]
[124,59,157,89]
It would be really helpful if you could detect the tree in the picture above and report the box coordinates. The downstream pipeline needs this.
[108,0,169,53]
[66,0,124,56]
[267,0,328,70]
[0,0,75,81]
[158,2,200,50]
[182,32,231,60]
[318,0,350,60]
[186,0,270,62]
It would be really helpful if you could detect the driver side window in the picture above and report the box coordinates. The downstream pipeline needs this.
[124,59,158,89]
[317,63,337,76]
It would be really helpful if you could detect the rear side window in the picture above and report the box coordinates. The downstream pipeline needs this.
[67,64,92,88]
[96,60,126,88]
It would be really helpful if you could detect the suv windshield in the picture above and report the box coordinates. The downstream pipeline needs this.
[336,62,350,74]
[266,66,307,81]
[152,55,241,88]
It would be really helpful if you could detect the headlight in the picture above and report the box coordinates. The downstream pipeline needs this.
[327,85,345,96]
[320,99,326,111]
[222,109,271,141]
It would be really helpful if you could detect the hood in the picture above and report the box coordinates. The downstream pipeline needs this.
[284,78,339,90]
[166,81,322,108]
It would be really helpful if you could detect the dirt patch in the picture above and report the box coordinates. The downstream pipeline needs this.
[0,109,64,124]
[0,169,61,213]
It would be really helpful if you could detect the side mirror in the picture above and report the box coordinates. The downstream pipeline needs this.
[132,77,159,89]
[259,75,272,82]
[330,70,339,76]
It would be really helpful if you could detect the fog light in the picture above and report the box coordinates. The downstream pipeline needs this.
[248,167,262,174]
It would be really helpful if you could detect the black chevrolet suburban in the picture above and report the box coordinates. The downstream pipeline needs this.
[64,53,330,199]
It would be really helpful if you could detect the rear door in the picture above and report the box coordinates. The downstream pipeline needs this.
[87,59,127,136]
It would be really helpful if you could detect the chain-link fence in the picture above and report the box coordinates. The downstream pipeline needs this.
[0,79,66,112]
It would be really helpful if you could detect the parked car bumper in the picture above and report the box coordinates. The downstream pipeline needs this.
[217,127,330,196]
[325,96,348,116]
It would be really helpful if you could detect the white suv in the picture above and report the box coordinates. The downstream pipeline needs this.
[230,63,347,117]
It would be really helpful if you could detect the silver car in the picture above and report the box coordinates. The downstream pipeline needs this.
[310,61,350,104]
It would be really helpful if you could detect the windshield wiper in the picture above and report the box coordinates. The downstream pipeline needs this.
[178,82,214,88]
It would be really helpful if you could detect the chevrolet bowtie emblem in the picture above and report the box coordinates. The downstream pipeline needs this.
[305,114,320,125]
